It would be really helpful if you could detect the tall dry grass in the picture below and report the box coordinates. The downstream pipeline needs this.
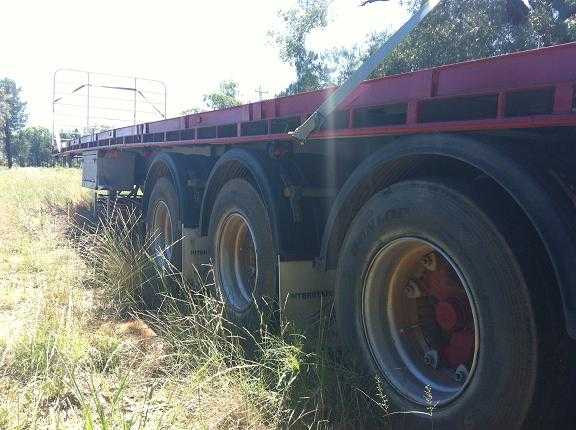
[0,167,429,429]
[77,201,388,428]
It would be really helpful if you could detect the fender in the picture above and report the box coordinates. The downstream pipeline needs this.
[199,148,316,260]
[319,134,576,338]
[143,152,212,227]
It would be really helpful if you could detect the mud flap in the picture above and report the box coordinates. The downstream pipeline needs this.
[278,259,335,334]
[182,227,211,288]
[182,229,335,333]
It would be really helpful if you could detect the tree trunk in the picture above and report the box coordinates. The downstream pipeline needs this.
[3,128,12,169]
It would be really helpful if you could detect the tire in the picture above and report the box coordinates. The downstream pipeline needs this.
[335,179,573,429]
[145,177,182,272]
[209,178,278,326]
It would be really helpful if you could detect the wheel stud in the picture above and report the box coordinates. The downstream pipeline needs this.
[405,280,422,298]
[424,349,439,369]
[421,252,438,271]
[454,364,469,383]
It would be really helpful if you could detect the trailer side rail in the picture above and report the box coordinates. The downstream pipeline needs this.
[59,42,576,155]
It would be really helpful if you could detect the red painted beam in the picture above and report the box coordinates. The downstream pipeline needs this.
[59,42,576,156]
[59,113,576,156]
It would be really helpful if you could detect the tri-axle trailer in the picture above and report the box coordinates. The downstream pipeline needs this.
[58,29,576,429]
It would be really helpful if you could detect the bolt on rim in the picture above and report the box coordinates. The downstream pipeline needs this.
[217,212,258,313]
[152,200,173,262]
[362,237,479,406]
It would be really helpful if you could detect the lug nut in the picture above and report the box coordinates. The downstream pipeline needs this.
[421,252,438,271]
[454,364,469,383]
[405,280,422,298]
[424,350,439,369]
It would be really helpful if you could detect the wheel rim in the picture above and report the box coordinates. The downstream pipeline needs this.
[152,200,173,262]
[217,212,258,313]
[362,237,479,406]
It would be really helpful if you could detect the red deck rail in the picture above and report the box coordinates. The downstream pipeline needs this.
[60,42,576,155]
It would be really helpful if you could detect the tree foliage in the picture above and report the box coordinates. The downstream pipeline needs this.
[0,89,6,158]
[373,0,576,77]
[203,80,242,110]
[15,127,54,167]
[181,107,200,115]
[272,0,333,95]
[0,78,27,168]
[274,0,576,95]
[181,81,242,114]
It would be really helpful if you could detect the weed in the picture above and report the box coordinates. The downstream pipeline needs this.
[0,168,435,429]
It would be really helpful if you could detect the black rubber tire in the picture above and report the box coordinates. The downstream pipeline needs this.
[209,178,278,326]
[335,179,573,429]
[145,177,182,272]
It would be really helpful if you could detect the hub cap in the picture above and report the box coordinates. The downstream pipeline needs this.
[217,213,258,312]
[152,201,173,263]
[362,238,479,405]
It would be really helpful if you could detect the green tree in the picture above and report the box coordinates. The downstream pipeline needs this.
[16,127,54,167]
[371,0,576,77]
[0,78,27,168]
[84,125,111,135]
[203,81,242,110]
[274,0,576,93]
[181,107,200,115]
[272,0,333,95]
[0,87,6,165]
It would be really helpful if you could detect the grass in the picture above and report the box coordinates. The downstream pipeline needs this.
[0,167,415,429]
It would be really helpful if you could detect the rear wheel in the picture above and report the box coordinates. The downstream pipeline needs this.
[335,179,572,429]
[363,237,478,407]
[146,177,182,272]
[209,178,278,326]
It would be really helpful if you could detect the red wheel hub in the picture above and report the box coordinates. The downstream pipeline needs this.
[435,297,470,331]
[435,300,459,331]
[420,255,475,368]
[442,329,475,369]
[422,266,459,301]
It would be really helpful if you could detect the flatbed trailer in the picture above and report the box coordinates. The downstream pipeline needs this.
[61,42,576,153]
[59,42,576,428]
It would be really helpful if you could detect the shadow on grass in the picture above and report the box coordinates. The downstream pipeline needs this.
[43,196,94,240]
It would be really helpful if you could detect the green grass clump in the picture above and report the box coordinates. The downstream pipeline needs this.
[0,167,399,429]
[81,206,386,428]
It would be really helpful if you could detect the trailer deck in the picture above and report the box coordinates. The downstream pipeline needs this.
[58,42,576,155]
